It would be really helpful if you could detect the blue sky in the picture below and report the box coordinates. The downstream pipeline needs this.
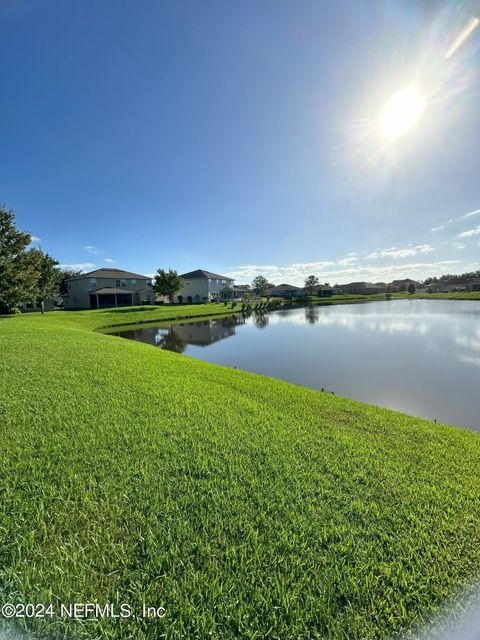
[2,0,479,285]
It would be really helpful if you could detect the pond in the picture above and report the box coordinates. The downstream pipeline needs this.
[111,299,480,431]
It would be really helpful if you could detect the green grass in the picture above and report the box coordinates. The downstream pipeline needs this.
[1,304,480,639]
[401,291,480,300]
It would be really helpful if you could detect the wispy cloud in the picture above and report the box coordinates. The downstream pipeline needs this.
[337,256,358,266]
[83,245,104,255]
[431,208,480,233]
[59,262,95,271]
[30,235,41,243]
[104,258,116,263]
[366,244,434,260]
[453,242,466,249]
[458,225,480,238]
[460,208,480,220]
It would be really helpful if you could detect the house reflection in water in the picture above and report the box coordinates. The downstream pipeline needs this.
[113,315,247,353]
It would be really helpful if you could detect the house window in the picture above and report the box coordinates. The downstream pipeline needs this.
[208,279,212,283]
[185,281,190,286]
[90,278,97,286]
[131,279,137,286]
[116,279,127,288]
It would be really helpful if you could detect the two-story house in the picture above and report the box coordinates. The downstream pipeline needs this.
[62,268,155,309]
[178,269,234,303]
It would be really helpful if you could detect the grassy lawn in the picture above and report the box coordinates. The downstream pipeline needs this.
[1,304,480,639]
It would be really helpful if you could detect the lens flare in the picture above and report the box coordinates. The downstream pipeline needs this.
[379,88,425,138]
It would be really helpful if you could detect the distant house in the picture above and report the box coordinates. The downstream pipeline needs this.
[339,282,384,295]
[220,285,251,301]
[178,269,234,303]
[426,279,480,293]
[391,279,421,291]
[266,284,304,298]
[62,268,155,309]
[21,299,55,313]
[303,285,341,297]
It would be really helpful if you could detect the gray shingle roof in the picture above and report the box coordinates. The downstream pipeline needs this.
[271,283,302,290]
[179,269,233,280]
[67,268,150,280]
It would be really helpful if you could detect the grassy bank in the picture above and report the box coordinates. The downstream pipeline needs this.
[1,305,480,640]
[403,291,480,300]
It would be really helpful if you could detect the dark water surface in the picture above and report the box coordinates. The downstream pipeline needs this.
[112,300,480,431]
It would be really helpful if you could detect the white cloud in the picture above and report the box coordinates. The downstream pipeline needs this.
[336,256,358,266]
[459,225,480,238]
[104,258,116,263]
[365,244,434,260]
[83,245,103,255]
[453,242,466,249]
[29,235,41,243]
[430,209,479,234]
[460,208,480,219]
[226,259,462,287]
[59,262,96,272]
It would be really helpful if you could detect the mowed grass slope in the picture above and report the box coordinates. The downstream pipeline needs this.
[1,307,480,640]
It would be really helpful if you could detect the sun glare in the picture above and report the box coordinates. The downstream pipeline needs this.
[379,88,425,138]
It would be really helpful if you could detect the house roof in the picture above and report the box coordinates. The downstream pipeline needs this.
[391,279,421,285]
[90,287,135,295]
[179,269,234,280]
[270,283,302,290]
[340,281,381,289]
[67,268,150,281]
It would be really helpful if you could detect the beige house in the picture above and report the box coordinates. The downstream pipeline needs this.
[177,269,234,303]
[62,268,155,309]
[265,284,304,298]
[21,299,55,313]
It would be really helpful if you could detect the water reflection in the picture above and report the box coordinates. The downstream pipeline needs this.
[305,305,320,324]
[253,311,269,329]
[117,315,248,354]
[112,300,480,430]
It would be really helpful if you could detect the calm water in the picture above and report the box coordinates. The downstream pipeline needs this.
[113,300,480,431]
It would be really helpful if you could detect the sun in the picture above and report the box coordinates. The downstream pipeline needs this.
[379,88,425,138]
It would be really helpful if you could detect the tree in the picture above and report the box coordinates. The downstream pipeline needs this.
[304,275,319,295]
[0,205,39,314]
[28,249,61,313]
[251,275,270,296]
[153,268,183,303]
[407,282,416,295]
